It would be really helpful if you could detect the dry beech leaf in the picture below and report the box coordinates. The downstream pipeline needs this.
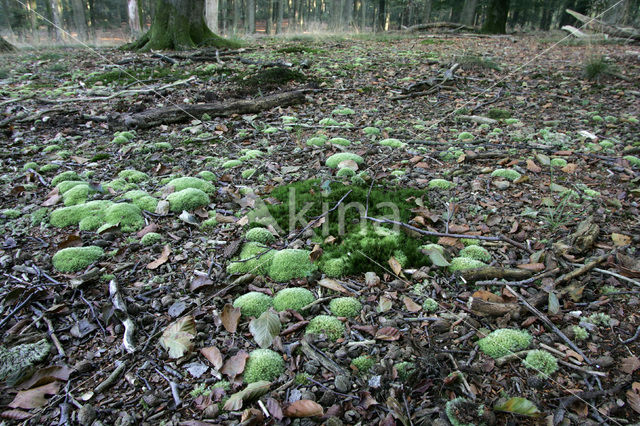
[249,310,281,349]
[284,400,324,417]
[377,296,392,313]
[612,233,632,247]
[375,326,401,341]
[472,290,504,303]
[526,159,541,173]
[221,350,249,380]
[17,365,72,390]
[621,356,640,374]
[147,244,171,269]
[388,257,403,276]
[0,409,32,420]
[9,382,60,409]
[221,304,241,333]
[159,316,196,359]
[309,244,323,262]
[402,297,422,313]
[201,347,223,370]
[318,278,350,295]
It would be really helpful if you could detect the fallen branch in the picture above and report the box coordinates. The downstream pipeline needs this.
[460,266,533,283]
[95,361,128,394]
[405,22,478,33]
[555,252,610,286]
[109,280,136,354]
[566,9,640,41]
[468,297,520,317]
[118,89,309,129]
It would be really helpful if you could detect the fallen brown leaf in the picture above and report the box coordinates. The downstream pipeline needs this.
[9,382,60,409]
[221,304,242,333]
[201,346,223,370]
[147,244,171,269]
[284,400,324,417]
[221,350,249,380]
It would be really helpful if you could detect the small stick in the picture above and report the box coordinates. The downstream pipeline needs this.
[592,267,640,289]
[506,285,592,365]
[43,316,66,357]
[0,292,35,329]
[555,253,610,286]
[95,361,128,394]
[620,325,640,344]
[154,367,181,407]
[257,399,270,418]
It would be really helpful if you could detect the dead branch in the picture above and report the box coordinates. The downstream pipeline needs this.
[565,9,640,41]
[117,89,308,129]
[460,267,533,283]
[405,22,478,33]
[468,297,520,317]
[554,252,610,286]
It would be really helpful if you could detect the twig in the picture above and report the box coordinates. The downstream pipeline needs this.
[154,367,181,407]
[620,325,640,344]
[475,268,559,286]
[95,361,128,394]
[506,285,592,365]
[109,280,136,353]
[553,378,630,425]
[43,315,66,358]
[555,252,611,286]
[0,292,35,329]
[592,267,640,289]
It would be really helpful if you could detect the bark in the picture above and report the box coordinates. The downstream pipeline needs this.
[0,0,13,35]
[205,0,219,32]
[405,22,477,32]
[126,0,238,50]
[422,0,431,23]
[276,0,283,33]
[360,0,366,30]
[118,90,308,129]
[0,36,15,52]
[376,0,385,31]
[481,0,510,34]
[128,0,142,37]
[460,0,478,26]
[247,0,255,33]
[28,0,39,42]
[70,0,88,40]
[49,0,64,42]
[232,0,240,32]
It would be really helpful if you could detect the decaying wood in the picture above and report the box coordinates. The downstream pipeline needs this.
[118,90,308,129]
[468,297,520,317]
[300,337,346,375]
[561,25,596,39]
[566,9,640,41]
[405,22,478,33]
[460,267,533,283]
[554,252,610,286]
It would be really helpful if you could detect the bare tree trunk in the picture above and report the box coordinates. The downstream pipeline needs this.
[127,0,142,37]
[71,0,88,40]
[460,0,478,26]
[0,0,14,36]
[276,0,283,32]
[266,0,273,33]
[246,0,255,32]
[233,0,240,32]
[361,0,366,30]
[422,0,431,23]
[481,0,509,33]
[49,0,64,42]
[27,0,40,43]
[206,0,219,32]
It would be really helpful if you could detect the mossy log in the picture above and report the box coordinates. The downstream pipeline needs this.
[118,90,308,129]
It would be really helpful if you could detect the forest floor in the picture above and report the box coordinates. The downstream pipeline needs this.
[0,31,640,426]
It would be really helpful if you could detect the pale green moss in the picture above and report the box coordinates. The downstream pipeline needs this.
[428,179,455,190]
[262,126,278,134]
[321,257,348,277]
[624,155,640,167]
[227,243,275,275]
[363,127,381,136]
[52,246,104,272]
[523,350,558,378]
[336,168,355,178]
[445,397,484,426]
[380,138,405,148]
[477,328,532,358]
[242,168,257,179]
[197,170,217,181]
[448,257,486,272]
[106,178,138,192]
[201,217,218,228]
[166,177,215,194]
[118,169,149,183]
[115,131,135,141]
[222,159,243,169]
[268,249,317,282]
[244,349,285,383]
[233,291,273,317]
[491,168,521,181]
[333,107,355,115]
[326,153,364,168]
[56,180,87,194]
[240,149,263,160]
[245,227,275,244]
[319,118,340,126]
[167,188,210,212]
[306,136,327,147]
[43,144,61,153]
[572,325,588,340]
[154,142,173,150]
[391,170,405,177]
[120,190,158,212]
[422,298,439,313]
[62,184,90,206]
[51,170,81,186]
[141,232,162,245]
[329,137,351,146]
[458,132,474,141]
[459,245,491,262]
[273,288,315,312]
[111,135,129,145]
[0,340,51,382]
[395,362,415,381]
[550,158,567,167]
[282,116,298,123]
[2,209,21,219]
[23,161,39,171]
[351,355,374,373]
[421,243,445,254]
[306,315,345,341]
[587,312,611,326]
[329,297,362,318]
[104,203,144,232]
[50,200,112,228]
[39,163,61,173]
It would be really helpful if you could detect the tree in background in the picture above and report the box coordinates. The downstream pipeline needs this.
[0,35,15,51]
[482,0,510,33]
[126,0,239,50]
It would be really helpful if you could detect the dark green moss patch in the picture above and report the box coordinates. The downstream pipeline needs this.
[236,68,307,90]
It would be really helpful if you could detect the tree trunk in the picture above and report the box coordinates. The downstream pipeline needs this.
[360,0,366,30]
[0,36,15,52]
[481,0,509,33]
[128,0,142,37]
[376,0,385,31]
[0,0,14,35]
[49,0,64,42]
[246,0,255,33]
[422,0,431,23]
[232,0,240,32]
[460,0,478,26]
[205,0,219,33]
[71,0,88,40]
[276,0,283,33]
[126,0,237,50]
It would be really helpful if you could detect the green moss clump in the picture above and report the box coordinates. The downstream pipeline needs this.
[50,200,112,228]
[51,170,81,186]
[333,107,355,115]
[395,362,415,381]
[105,178,136,192]
[118,169,149,183]
[306,136,327,147]
[242,168,257,179]
[587,312,611,326]
[422,298,439,313]
[121,190,158,212]
[111,135,129,145]
[329,297,362,318]
[445,397,484,426]
[319,118,340,126]
[52,246,104,272]
[350,355,374,373]
[243,349,285,383]
[115,130,136,141]
[458,132,474,141]
[240,149,263,160]
[222,159,243,169]
[491,168,521,181]
[56,180,87,194]
[104,203,144,232]
[459,245,491,262]
[141,232,162,245]
[62,184,91,206]
[428,179,455,190]
[269,249,317,282]
[624,155,640,167]
[233,291,273,317]
[245,227,275,244]
[23,161,39,171]
[227,243,275,275]
[273,288,315,312]
[363,127,380,136]
[550,158,567,168]
[329,137,351,146]
[572,325,588,340]
[201,217,218,228]
[305,315,345,341]
[166,177,215,194]
[167,188,210,212]
[40,163,61,173]
[197,170,217,181]
[321,257,348,277]
[448,257,486,272]
[477,329,532,359]
[379,138,405,148]
[488,108,511,119]
[325,153,364,168]
[336,168,355,178]
[522,350,558,378]
[2,209,21,219]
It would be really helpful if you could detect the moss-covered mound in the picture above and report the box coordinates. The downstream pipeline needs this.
[273,287,315,312]
[52,246,104,273]
[227,243,275,276]
[269,249,317,282]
